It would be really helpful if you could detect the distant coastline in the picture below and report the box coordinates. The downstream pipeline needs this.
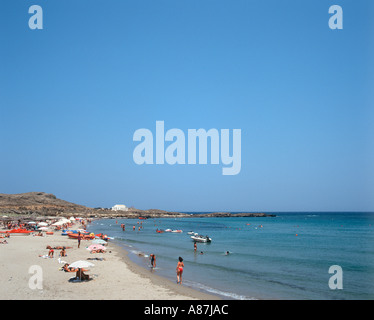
[0,192,276,219]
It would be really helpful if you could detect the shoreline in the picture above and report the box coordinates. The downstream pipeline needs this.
[0,227,219,300]
[109,240,221,300]
[87,219,238,300]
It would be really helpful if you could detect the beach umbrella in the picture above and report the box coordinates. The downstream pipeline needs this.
[37,227,49,231]
[52,221,64,226]
[69,217,76,221]
[27,221,36,224]
[87,244,106,251]
[69,260,95,269]
[38,222,48,226]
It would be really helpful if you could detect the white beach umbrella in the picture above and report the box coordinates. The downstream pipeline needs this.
[70,217,76,221]
[38,222,48,226]
[92,239,107,245]
[69,260,95,269]
[27,221,36,224]
[38,227,49,231]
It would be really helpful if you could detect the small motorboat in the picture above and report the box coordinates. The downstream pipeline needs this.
[165,229,182,233]
[191,235,212,243]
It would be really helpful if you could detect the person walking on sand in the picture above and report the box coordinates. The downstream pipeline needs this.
[176,257,184,284]
[77,232,82,248]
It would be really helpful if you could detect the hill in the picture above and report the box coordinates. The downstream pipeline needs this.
[0,192,188,218]
[0,192,95,217]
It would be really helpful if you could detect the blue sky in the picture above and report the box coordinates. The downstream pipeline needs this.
[1,0,373,211]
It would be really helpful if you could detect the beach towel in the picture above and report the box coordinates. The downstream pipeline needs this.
[58,258,67,264]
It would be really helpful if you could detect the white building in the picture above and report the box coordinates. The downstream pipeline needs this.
[112,204,128,211]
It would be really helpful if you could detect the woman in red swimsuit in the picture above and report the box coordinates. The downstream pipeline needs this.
[176,257,184,284]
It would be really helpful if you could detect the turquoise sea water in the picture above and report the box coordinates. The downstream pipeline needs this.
[87,212,374,300]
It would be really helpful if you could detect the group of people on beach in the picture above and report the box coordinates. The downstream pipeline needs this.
[119,222,186,284]
[42,245,68,258]
[118,220,215,285]
[146,253,185,284]
[148,240,230,284]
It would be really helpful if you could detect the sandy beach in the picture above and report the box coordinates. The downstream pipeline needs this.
[0,228,219,300]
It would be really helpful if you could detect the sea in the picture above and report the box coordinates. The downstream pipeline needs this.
[86,212,374,300]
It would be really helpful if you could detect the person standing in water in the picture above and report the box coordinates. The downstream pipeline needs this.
[150,254,156,268]
[176,257,184,284]
[194,241,197,252]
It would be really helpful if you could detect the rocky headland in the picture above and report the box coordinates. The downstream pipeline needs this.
[0,192,275,219]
